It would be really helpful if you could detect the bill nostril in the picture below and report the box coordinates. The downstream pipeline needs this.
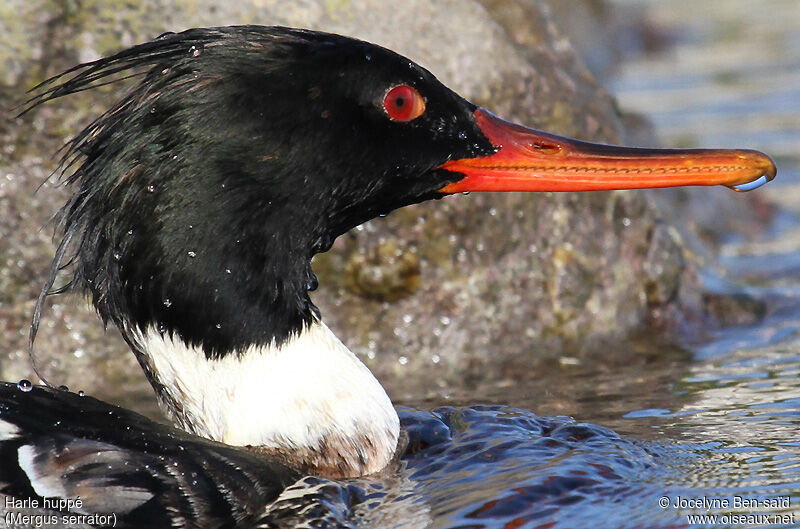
[530,142,560,153]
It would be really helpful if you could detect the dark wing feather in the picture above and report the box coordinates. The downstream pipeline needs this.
[0,382,300,529]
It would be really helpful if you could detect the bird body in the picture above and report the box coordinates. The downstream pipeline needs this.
[26,26,481,478]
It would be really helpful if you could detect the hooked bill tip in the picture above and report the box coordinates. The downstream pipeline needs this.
[727,151,777,192]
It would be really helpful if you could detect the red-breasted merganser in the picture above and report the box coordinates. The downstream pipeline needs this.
[1,25,775,521]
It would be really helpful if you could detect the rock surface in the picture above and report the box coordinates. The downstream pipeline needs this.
[0,0,761,414]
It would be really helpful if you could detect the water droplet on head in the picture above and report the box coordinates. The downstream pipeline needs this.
[162,298,172,308]
[78,390,85,397]
[225,268,232,274]
[146,184,156,193]
[58,385,69,392]
[187,250,197,258]
[731,174,768,192]
[215,323,222,329]
[307,273,319,291]
[398,355,408,366]
[364,53,372,61]
[188,45,202,57]
[461,191,470,196]
[17,379,32,392]
[157,322,167,333]
[458,131,467,140]
[112,248,122,261]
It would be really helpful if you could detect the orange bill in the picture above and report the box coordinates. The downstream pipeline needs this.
[439,109,777,193]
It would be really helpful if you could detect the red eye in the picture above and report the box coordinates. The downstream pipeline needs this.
[383,84,425,122]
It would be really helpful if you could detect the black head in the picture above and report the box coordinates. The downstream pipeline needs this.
[27,26,495,359]
[27,26,775,362]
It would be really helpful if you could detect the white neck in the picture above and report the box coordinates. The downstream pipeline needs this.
[131,321,399,478]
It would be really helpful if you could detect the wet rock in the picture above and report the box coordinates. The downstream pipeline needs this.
[642,223,685,306]
[0,0,762,412]
[345,240,421,302]
[701,291,767,328]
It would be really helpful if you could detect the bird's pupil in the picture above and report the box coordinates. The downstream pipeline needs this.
[395,97,405,107]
